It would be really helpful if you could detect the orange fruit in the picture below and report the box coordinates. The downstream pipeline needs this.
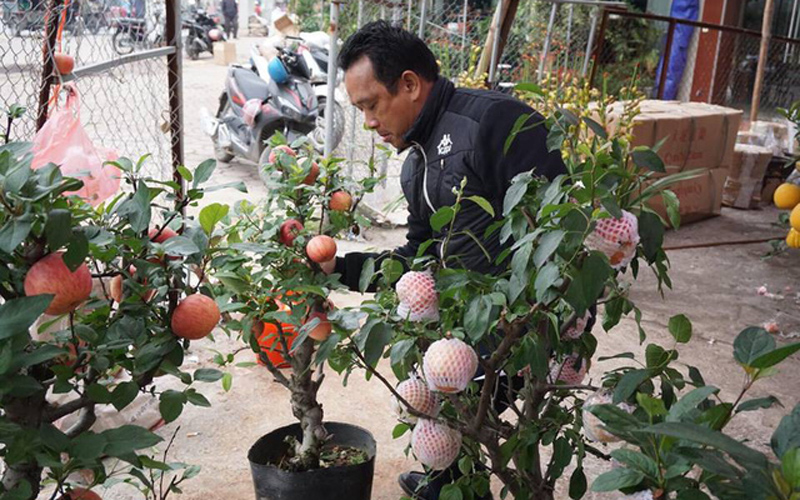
[774,183,800,209]
[787,228,800,249]
[791,204,800,231]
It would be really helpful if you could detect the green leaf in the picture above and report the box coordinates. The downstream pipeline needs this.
[505,113,536,155]
[503,172,532,216]
[111,381,139,411]
[782,447,800,488]
[583,117,608,139]
[359,258,375,293]
[0,295,53,339]
[194,368,224,382]
[566,254,611,315]
[4,163,32,193]
[214,271,248,294]
[430,206,455,232]
[569,467,587,499]
[380,258,404,284]
[465,195,495,217]
[610,448,660,479]
[772,404,800,459]
[199,203,229,235]
[750,342,800,369]
[186,390,211,407]
[637,392,667,418]
[645,422,768,468]
[390,339,414,369]
[61,231,89,272]
[117,181,152,232]
[645,343,676,368]
[70,432,107,461]
[464,295,492,342]
[676,490,711,500]
[101,425,163,457]
[44,209,72,250]
[364,322,393,368]
[668,314,693,343]
[534,261,560,303]
[439,484,463,500]
[514,82,544,94]
[613,369,651,404]
[667,386,719,422]
[392,423,410,439]
[222,372,233,392]
[162,236,200,256]
[631,147,666,173]
[736,395,781,413]
[176,165,193,181]
[533,230,565,269]
[192,159,216,188]
[0,214,32,254]
[591,467,645,492]
[733,327,775,367]
[662,190,681,229]
[87,383,112,404]
[159,390,186,423]
[638,211,664,263]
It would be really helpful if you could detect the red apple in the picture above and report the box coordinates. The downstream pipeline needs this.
[62,488,102,500]
[329,191,352,212]
[268,145,296,165]
[148,226,178,243]
[171,294,220,340]
[279,219,304,246]
[302,161,320,185]
[305,310,332,341]
[54,53,74,75]
[24,252,92,315]
[306,235,336,263]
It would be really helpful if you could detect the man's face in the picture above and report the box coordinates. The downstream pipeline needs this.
[344,56,423,150]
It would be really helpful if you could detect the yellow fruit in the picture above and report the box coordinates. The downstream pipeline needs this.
[787,229,800,248]
[773,183,800,209]
[792,204,800,231]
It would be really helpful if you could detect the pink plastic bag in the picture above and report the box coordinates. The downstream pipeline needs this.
[32,84,121,206]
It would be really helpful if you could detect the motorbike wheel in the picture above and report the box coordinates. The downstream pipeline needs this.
[213,98,236,163]
[310,98,345,152]
[112,30,135,55]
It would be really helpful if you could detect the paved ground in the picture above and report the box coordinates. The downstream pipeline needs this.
[16,36,800,500]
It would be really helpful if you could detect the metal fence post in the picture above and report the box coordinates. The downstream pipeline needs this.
[751,0,776,122]
[488,0,504,82]
[36,0,61,131]
[537,2,557,83]
[657,19,676,100]
[582,6,598,76]
[166,0,184,203]
[408,0,413,31]
[418,0,427,39]
[588,7,608,88]
[346,0,364,174]
[565,3,574,71]
[325,0,341,157]
[460,0,468,75]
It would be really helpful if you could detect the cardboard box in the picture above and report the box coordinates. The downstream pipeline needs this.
[273,13,300,36]
[722,144,772,209]
[751,121,790,155]
[648,167,727,226]
[213,41,237,65]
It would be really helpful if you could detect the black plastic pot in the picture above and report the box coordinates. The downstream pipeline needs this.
[248,422,376,500]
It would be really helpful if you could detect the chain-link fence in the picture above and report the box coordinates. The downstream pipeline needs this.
[590,7,800,121]
[0,0,180,182]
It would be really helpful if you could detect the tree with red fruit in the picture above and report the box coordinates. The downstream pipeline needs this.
[205,134,379,471]
[0,113,236,500]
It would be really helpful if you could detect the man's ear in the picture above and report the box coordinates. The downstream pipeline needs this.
[400,70,423,101]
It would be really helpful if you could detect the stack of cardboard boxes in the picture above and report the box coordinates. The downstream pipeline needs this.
[608,100,742,225]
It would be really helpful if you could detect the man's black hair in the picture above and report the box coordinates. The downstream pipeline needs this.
[338,20,439,93]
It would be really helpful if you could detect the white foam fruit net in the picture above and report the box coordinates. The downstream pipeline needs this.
[582,389,635,443]
[563,310,593,341]
[391,375,440,423]
[548,354,589,385]
[411,418,462,470]
[396,271,439,322]
[584,210,640,269]
[423,338,478,393]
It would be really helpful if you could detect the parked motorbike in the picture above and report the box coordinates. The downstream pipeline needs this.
[208,46,319,167]
[251,34,345,152]
[184,8,224,60]
[111,12,164,55]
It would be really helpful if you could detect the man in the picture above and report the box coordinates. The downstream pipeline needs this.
[329,21,567,500]
[221,0,238,39]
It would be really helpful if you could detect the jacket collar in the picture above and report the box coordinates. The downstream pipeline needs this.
[401,77,455,150]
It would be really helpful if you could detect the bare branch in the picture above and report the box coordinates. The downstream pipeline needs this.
[65,405,96,437]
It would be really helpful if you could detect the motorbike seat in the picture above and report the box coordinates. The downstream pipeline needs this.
[231,67,270,101]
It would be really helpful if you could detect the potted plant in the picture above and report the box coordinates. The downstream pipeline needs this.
[206,135,383,500]
[0,107,236,500]
[317,75,800,500]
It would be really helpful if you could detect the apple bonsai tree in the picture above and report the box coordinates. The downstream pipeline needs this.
[0,108,239,500]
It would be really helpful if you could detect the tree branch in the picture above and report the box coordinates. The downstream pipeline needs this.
[65,405,96,437]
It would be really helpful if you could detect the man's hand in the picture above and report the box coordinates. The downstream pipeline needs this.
[320,258,336,275]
